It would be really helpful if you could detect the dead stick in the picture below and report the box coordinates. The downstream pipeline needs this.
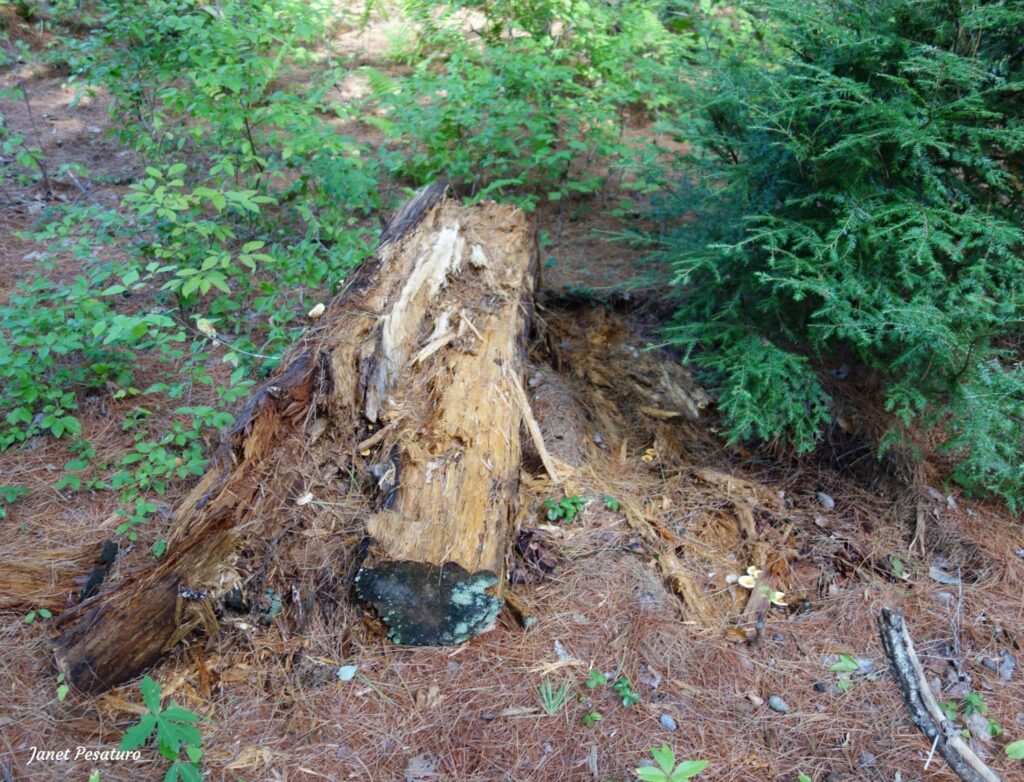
[508,372,560,483]
[877,609,1005,782]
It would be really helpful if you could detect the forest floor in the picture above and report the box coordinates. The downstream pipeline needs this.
[1,8,1024,782]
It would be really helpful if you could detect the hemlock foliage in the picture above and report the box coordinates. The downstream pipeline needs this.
[657,0,1024,509]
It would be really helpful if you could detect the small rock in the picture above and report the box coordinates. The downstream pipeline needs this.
[933,591,955,607]
[965,712,993,744]
[999,650,1017,682]
[480,711,496,722]
[816,492,835,510]
[553,640,572,661]
[746,692,764,707]
[659,714,678,732]
[854,657,876,676]
[336,664,358,681]
[767,695,790,714]
[857,751,877,767]
[592,432,603,445]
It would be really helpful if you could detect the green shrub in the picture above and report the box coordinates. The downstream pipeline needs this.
[656,0,1024,508]
[369,0,683,208]
[60,0,380,281]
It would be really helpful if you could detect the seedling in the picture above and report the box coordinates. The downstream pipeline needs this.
[603,495,620,511]
[888,555,906,578]
[580,710,603,727]
[963,690,986,716]
[0,485,28,520]
[941,690,988,721]
[538,677,570,715]
[542,495,588,523]
[612,676,641,707]
[635,745,707,781]
[829,653,859,693]
[23,608,52,624]
[120,676,204,782]
[586,669,608,689]
[1007,739,1024,760]
[55,673,69,702]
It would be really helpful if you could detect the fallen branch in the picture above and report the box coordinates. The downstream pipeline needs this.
[877,608,1005,782]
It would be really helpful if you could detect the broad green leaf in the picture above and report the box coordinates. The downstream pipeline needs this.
[140,675,162,713]
[672,760,708,779]
[120,713,157,750]
[651,744,675,774]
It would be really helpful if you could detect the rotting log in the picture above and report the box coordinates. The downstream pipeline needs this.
[53,183,539,692]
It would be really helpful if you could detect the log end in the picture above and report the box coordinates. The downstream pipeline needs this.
[354,561,502,646]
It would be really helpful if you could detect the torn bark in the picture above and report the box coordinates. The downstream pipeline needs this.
[53,184,539,692]
[877,608,1005,782]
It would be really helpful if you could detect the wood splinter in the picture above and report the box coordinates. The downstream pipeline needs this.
[877,608,1005,782]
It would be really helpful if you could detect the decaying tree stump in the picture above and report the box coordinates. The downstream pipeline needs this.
[53,184,539,692]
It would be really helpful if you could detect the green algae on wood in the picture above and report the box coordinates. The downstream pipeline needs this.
[354,561,503,645]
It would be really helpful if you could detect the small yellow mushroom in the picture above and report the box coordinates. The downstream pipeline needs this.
[308,302,326,319]
[746,565,763,578]
[770,591,788,607]
[737,574,757,589]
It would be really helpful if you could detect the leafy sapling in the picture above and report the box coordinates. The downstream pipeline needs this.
[55,673,69,702]
[580,710,603,727]
[542,495,588,523]
[635,745,708,781]
[612,676,641,707]
[586,669,608,689]
[0,486,29,520]
[120,676,204,782]
[829,653,859,693]
[23,608,52,624]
